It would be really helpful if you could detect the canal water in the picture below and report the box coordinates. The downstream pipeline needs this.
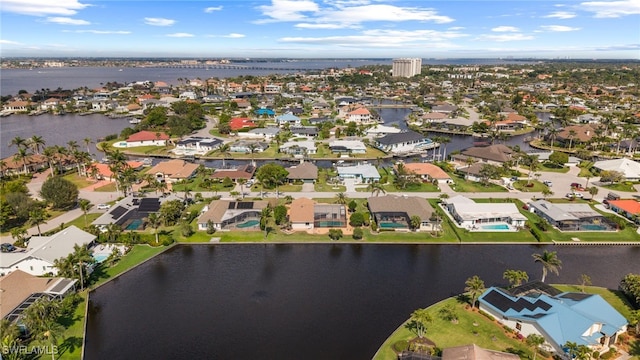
[84,244,640,360]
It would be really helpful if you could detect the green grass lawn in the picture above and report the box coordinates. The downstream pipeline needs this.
[602,183,637,193]
[65,212,101,230]
[123,145,175,155]
[63,173,95,189]
[449,175,508,193]
[373,298,533,360]
[540,163,570,173]
[94,182,117,192]
[513,180,547,193]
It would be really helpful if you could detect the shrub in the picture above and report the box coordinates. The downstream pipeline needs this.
[352,228,364,240]
[393,340,409,352]
[349,212,365,227]
[39,176,79,210]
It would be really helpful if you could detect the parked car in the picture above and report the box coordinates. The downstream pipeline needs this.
[97,203,111,210]
[570,182,586,191]
[1,243,16,253]
[543,180,553,186]
[566,192,584,199]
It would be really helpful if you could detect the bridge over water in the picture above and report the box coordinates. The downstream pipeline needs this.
[141,64,323,71]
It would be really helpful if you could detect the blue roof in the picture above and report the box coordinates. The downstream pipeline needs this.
[254,108,275,115]
[276,113,300,122]
[480,287,627,350]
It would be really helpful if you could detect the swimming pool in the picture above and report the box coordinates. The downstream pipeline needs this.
[580,224,609,231]
[316,221,345,227]
[480,224,510,230]
[125,219,144,230]
[237,220,260,228]
[379,222,407,229]
[93,254,109,263]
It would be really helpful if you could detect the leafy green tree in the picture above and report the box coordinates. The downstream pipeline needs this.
[255,163,289,189]
[579,274,592,293]
[28,207,48,236]
[328,229,343,241]
[348,200,358,212]
[503,269,529,288]
[159,200,184,226]
[526,334,546,360]
[532,250,562,282]
[273,205,287,225]
[548,151,568,167]
[179,221,194,237]
[335,192,347,204]
[464,275,485,308]
[410,215,421,231]
[40,176,79,210]
[349,212,365,227]
[352,227,364,240]
[620,273,640,307]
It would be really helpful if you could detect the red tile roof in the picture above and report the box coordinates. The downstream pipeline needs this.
[126,130,169,142]
[608,199,640,215]
[230,117,257,131]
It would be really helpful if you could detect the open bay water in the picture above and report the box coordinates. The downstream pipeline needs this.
[85,244,640,360]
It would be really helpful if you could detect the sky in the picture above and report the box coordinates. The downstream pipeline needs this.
[1,0,639,59]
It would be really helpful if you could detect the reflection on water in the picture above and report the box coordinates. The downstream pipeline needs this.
[85,244,640,360]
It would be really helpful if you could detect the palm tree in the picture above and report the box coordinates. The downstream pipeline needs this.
[218,143,231,168]
[145,213,163,244]
[237,178,247,199]
[9,136,27,150]
[104,223,122,243]
[13,147,31,174]
[503,269,529,288]
[28,207,48,236]
[532,250,562,282]
[83,137,93,155]
[335,192,347,205]
[408,308,432,339]
[464,156,477,180]
[29,135,46,154]
[526,334,546,360]
[410,215,421,231]
[464,275,485,308]
[79,199,92,227]
[567,129,577,150]
[547,126,558,149]
[367,182,385,197]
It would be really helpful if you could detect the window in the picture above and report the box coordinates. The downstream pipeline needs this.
[516,322,522,331]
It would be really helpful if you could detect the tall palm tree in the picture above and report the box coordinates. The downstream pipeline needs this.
[9,136,27,150]
[28,207,48,236]
[29,135,46,154]
[237,179,247,199]
[567,129,577,150]
[13,147,31,174]
[219,143,231,168]
[367,182,385,197]
[145,213,163,244]
[526,334,546,360]
[409,308,432,339]
[464,275,485,309]
[532,250,562,282]
[503,269,529,288]
[79,199,92,227]
[43,146,58,177]
[83,137,93,155]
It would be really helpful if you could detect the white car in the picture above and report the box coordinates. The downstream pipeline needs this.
[543,180,552,186]
[97,203,111,210]
[565,192,583,199]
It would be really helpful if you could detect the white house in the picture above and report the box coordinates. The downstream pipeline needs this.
[114,130,170,148]
[336,164,381,183]
[346,107,373,124]
[329,140,367,155]
[593,158,640,181]
[443,195,527,229]
[279,140,317,155]
[0,226,96,276]
[174,137,223,155]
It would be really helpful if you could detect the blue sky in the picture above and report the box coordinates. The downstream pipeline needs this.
[1,0,639,58]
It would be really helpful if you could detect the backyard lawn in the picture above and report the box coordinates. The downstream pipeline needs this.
[448,174,508,193]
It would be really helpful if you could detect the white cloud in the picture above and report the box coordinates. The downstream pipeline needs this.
[204,6,223,13]
[255,0,454,26]
[477,33,535,42]
[543,11,577,19]
[539,25,581,32]
[224,33,245,38]
[144,17,176,26]
[166,33,194,38]
[1,0,89,16]
[63,30,131,34]
[45,17,90,25]
[448,26,465,31]
[579,0,640,18]
[0,39,22,45]
[255,0,320,23]
[280,28,466,48]
[492,26,520,32]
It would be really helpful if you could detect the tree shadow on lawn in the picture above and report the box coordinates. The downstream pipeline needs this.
[58,336,84,357]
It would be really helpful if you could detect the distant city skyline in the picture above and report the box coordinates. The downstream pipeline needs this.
[1,0,639,59]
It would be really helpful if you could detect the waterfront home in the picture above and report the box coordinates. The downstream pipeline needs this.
[419,112,447,124]
[179,91,198,100]
[346,107,373,124]
[286,162,318,183]
[454,144,514,165]
[443,195,526,229]
[336,164,381,183]
[308,116,332,125]
[606,199,640,223]
[431,103,458,114]
[365,124,402,137]
[1,270,77,323]
[329,140,367,155]
[429,117,475,131]
[577,113,603,124]
[148,159,199,183]
[491,113,528,131]
[197,199,268,231]
[203,94,225,103]
[528,200,615,231]
[290,126,319,138]
[88,161,144,180]
[593,158,640,181]
[40,97,62,111]
[229,117,257,131]
[402,162,452,184]
[288,198,347,232]
[275,113,302,126]
[479,282,627,357]
[174,137,223,155]
[456,162,485,182]
[237,127,280,140]
[527,151,580,167]
[0,153,49,175]
[2,100,29,112]
[555,124,596,146]
[367,195,434,231]
[279,140,317,156]
[116,130,169,148]
[229,140,269,153]
[211,164,256,182]
[92,196,166,230]
[0,226,96,276]
[440,344,519,360]
[374,130,435,154]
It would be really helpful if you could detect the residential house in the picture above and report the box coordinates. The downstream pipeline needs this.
[430,117,475,131]
[92,196,166,230]
[606,199,640,223]
[367,195,434,231]
[419,112,447,124]
[197,199,268,231]
[174,137,223,155]
[366,124,403,137]
[492,113,528,131]
[88,161,144,180]
[254,108,275,117]
[346,107,373,124]
[374,130,436,154]
[211,164,256,182]
[329,140,367,155]
[286,162,318,183]
[336,164,381,183]
[148,159,199,183]
[229,117,257,131]
[593,158,640,181]
[276,113,302,126]
[402,162,452,184]
[528,200,614,231]
[289,198,347,232]
[3,100,29,112]
[238,127,280,140]
[279,140,317,156]
[479,282,628,357]
[0,226,96,276]
[455,144,514,165]
[1,270,77,323]
[229,140,269,153]
[0,153,49,175]
[556,124,596,146]
[40,98,61,111]
[443,195,527,229]
[116,130,169,148]
[431,104,458,114]
[290,126,319,138]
